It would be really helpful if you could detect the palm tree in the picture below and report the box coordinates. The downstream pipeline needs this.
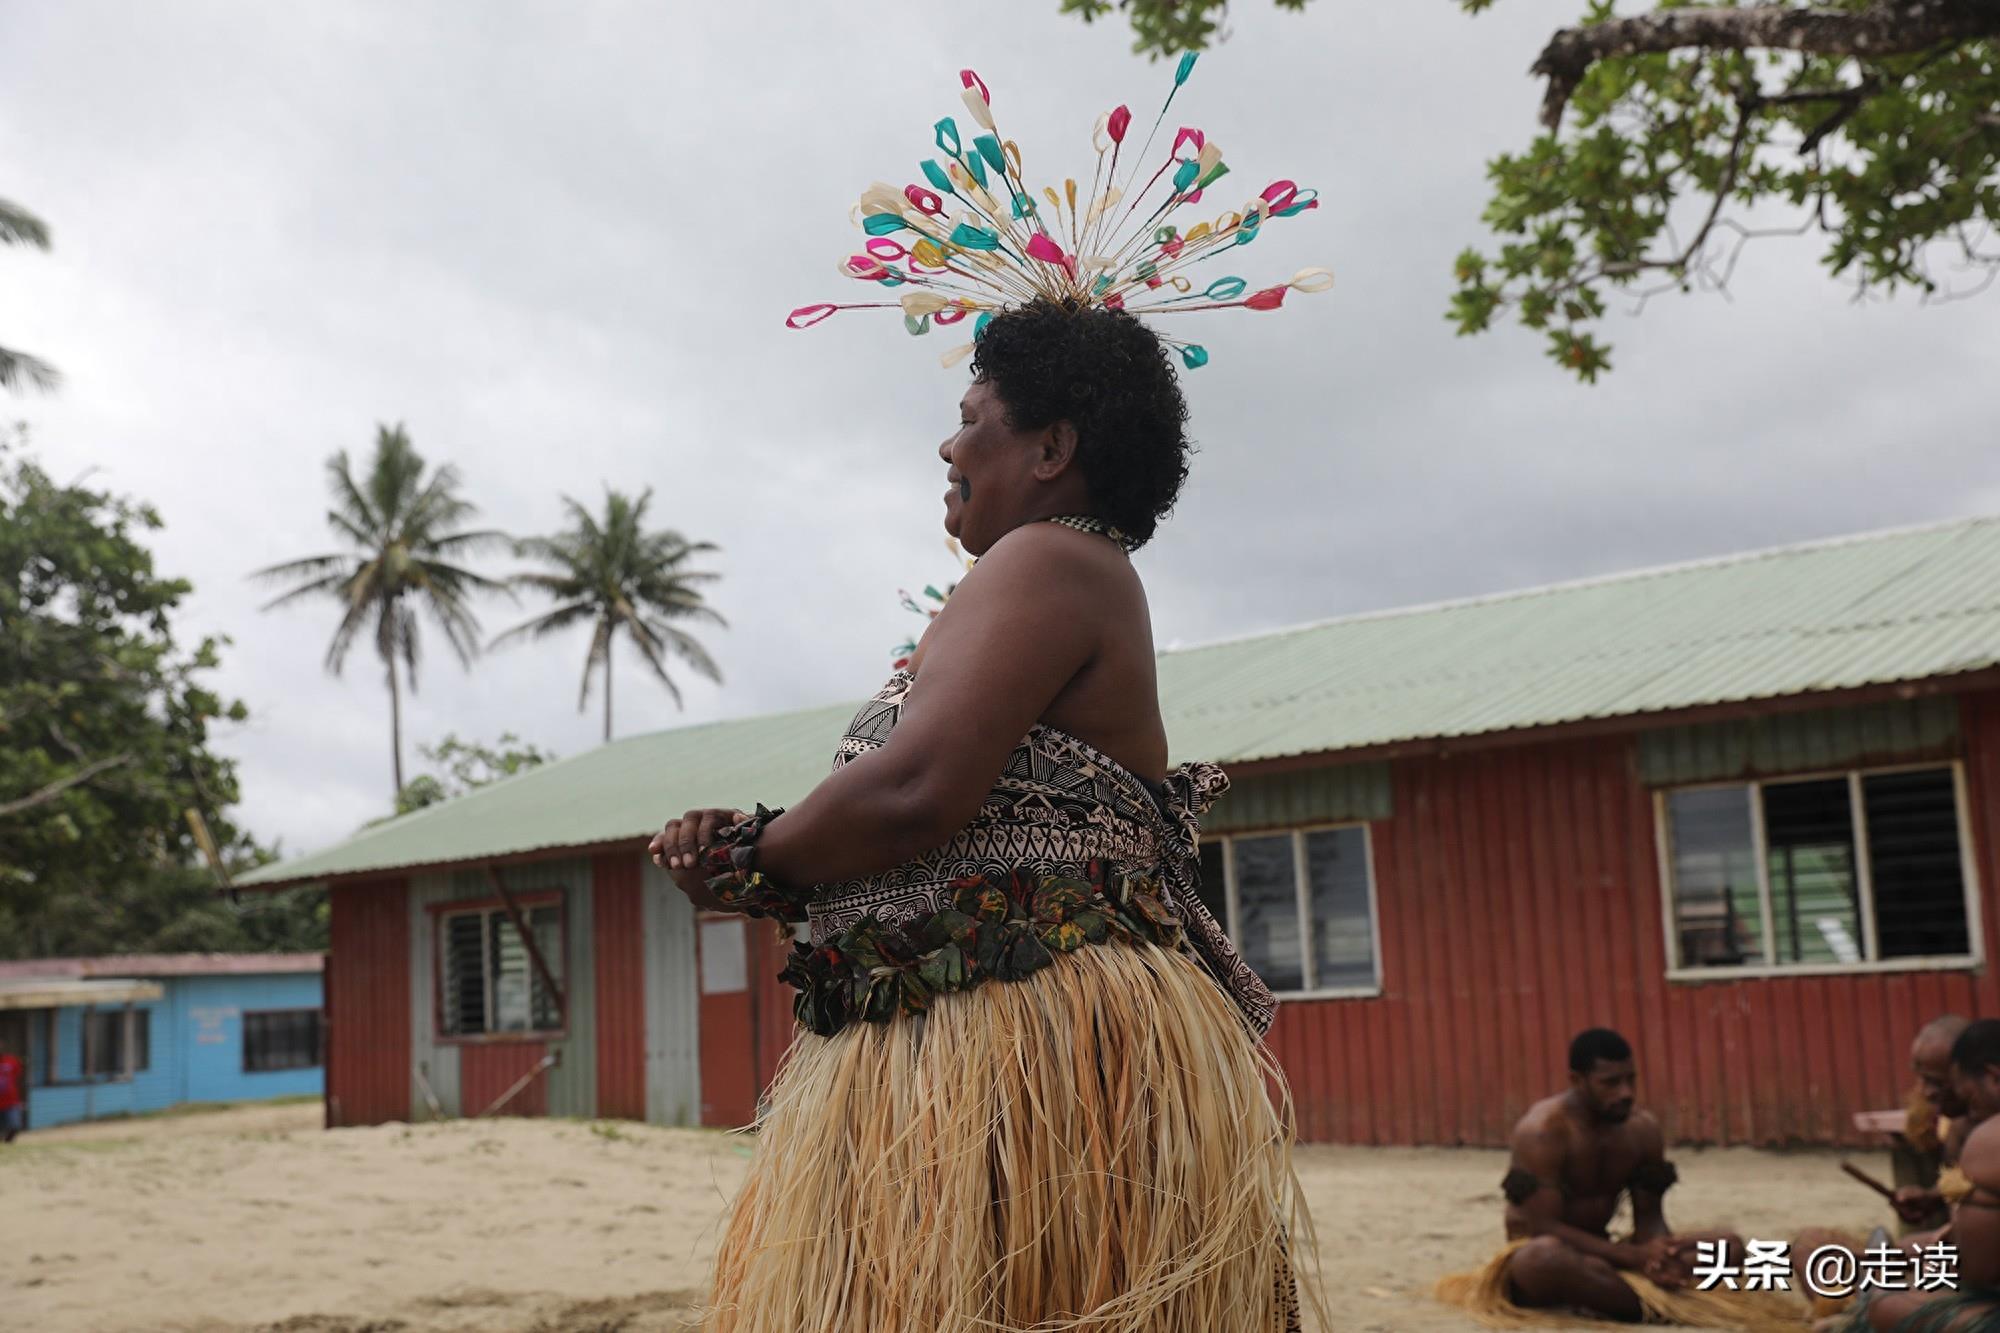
[255,424,507,795]
[494,489,724,741]
[1,198,60,393]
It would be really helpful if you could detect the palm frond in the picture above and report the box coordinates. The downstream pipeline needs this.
[641,618,725,684]
[250,552,354,584]
[325,451,383,535]
[258,569,350,612]
[421,585,483,669]
[578,618,614,711]
[322,510,377,548]
[490,602,598,649]
[323,579,384,675]
[425,527,513,557]
[510,489,726,715]
[0,345,61,393]
[0,199,51,249]
[636,592,724,628]
[622,622,685,709]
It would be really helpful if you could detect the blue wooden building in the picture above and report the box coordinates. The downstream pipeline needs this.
[0,954,323,1130]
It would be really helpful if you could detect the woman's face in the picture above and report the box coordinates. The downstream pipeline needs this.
[938,378,1052,555]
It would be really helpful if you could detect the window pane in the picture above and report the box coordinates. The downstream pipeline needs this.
[82,1010,145,1077]
[1232,834,1304,992]
[529,905,563,1030]
[492,916,534,1031]
[1195,841,1228,928]
[1305,827,1376,990]
[1865,769,1970,959]
[492,905,564,1033]
[245,1011,322,1072]
[85,1012,117,1077]
[1666,787,1763,967]
[1762,778,1860,964]
[442,913,487,1035]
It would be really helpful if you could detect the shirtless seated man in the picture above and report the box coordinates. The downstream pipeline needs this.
[1501,1028,1741,1322]
[1895,1014,1974,1233]
[1861,1018,2000,1332]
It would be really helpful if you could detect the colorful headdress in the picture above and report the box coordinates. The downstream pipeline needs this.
[786,54,1331,371]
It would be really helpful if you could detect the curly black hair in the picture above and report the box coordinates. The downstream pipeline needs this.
[968,298,1192,549]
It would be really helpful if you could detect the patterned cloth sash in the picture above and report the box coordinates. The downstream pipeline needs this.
[809,670,1278,1036]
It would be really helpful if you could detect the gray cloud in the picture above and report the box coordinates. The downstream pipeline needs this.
[4,0,1994,856]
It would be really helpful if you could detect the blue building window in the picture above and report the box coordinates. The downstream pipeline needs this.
[244,1009,322,1072]
[82,1009,150,1080]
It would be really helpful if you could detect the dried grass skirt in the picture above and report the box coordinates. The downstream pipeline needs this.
[690,938,1324,1332]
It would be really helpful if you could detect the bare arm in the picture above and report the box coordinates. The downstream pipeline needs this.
[1506,1122,1645,1270]
[1870,1125,2000,1330]
[1627,1114,1671,1243]
[748,527,1102,887]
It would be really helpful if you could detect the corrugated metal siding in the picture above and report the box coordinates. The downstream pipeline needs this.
[246,515,2000,890]
[493,858,594,1118]
[1266,697,2000,1146]
[753,922,800,1097]
[1638,696,1961,785]
[461,1040,548,1117]
[1204,762,1391,833]
[408,873,462,1119]
[699,915,759,1128]
[640,861,702,1126]
[592,853,647,1121]
[27,991,178,1127]
[173,973,324,1105]
[326,878,410,1127]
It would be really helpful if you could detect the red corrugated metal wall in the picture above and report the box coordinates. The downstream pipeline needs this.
[592,852,646,1119]
[326,877,411,1127]
[461,1041,550,1117]
[699,917,800,1128]
[1267,689,2000,1147]
[752,921,797,1094]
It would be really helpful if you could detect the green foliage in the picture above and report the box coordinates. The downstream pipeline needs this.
[1059,0,2000,380]
[255,424,509,792]
[1059,0,1305,58]
[495,488,724,740]
[0,196,60,393]
[0,427,320,958]
[387,731,556,817]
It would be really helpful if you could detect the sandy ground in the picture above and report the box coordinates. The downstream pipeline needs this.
[1,1101,1896,1332]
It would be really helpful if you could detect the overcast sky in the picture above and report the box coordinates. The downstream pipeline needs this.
[5,0,1996,859]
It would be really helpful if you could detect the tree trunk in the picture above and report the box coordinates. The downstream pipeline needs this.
[1531,0,2000,127]
[388,651,405,797]
[603,638,613,743]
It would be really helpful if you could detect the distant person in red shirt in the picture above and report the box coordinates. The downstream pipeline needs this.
[0,1038,24,1143]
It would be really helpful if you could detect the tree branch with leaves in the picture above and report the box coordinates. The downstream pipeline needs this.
[1060,0,2000,380]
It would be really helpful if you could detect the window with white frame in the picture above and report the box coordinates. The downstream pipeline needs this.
[82,1008,150,1079]
[1196,825,1379,995]
[1660,763,1976,972]
[438,900,565,1036]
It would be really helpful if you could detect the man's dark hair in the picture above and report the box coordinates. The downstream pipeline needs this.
[1568,1028,1633,1074]
[968,298,1192,550]
[1951,1019,2000,1076]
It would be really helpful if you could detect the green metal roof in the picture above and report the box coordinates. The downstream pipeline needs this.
[243,514,2000,887]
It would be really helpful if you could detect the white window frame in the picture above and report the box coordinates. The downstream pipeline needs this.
[1656,759,1983,982]
[1202,821,1383,1001]
[437,901,566,1039]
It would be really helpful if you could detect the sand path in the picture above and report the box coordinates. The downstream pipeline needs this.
[1,1102,1892,1331]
